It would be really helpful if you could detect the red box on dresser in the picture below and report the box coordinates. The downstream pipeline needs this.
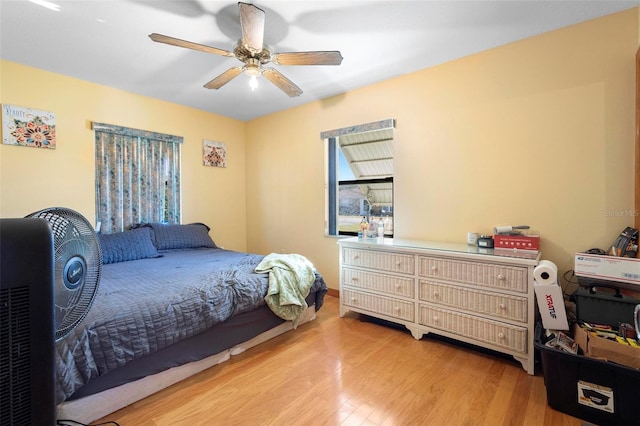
[494,234,540,251]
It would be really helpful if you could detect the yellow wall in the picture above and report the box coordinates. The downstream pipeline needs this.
[1,9,638,291]
[246,9,638,290]
[0,61,248,251]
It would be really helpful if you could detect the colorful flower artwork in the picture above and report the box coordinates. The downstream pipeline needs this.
[2,104,56,149]
[203,140,227,168]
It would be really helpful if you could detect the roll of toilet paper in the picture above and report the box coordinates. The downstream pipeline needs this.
[533,260,558,285]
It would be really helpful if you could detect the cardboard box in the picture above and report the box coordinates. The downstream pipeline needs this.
[574,253,640,286]
[534,282,569,330]
[573,323,588,353]
[493,234,539,251]
[574,324,640,369]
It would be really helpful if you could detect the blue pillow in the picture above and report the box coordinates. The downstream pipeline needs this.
[141,223,217,251]
[98,227,161,264]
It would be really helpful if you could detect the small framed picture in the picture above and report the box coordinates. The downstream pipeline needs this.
[2,104,56,149]
[203,140,227,168]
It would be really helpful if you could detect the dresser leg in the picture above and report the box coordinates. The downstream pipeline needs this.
[339,305,349,317]
[407,326,425,340]
[513,355,535,375]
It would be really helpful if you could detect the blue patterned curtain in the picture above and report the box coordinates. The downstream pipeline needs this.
[94,122,182,234]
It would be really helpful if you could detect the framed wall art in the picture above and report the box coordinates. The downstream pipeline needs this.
[2,104,57,149]
[203,140,227,168]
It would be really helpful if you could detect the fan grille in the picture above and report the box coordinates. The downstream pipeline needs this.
[27,208,101,341]
[0,286,31,424]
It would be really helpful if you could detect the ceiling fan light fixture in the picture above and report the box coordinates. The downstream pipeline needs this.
[244,58,261,91]
[243,58,261,77]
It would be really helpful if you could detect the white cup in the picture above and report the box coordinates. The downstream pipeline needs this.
[467,232,479,245]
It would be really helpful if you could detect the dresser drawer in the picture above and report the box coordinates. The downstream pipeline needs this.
[419,280,527,323]
[343,268,415,298]
[418,304,527,353]
[418,256,527,293]
[343,248,415,275]
[342,288,415,322]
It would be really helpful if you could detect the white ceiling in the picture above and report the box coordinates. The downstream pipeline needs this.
[2,0,639,121]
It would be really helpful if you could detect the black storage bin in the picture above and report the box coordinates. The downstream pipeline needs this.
[535,325,640,425]
[572,285,639,328]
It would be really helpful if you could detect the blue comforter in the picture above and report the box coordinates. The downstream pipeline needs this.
[55,248,327,404]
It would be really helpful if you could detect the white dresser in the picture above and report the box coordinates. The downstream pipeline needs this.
[338,237,540,374]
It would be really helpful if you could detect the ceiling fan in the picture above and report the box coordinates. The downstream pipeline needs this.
[149,2,343,97]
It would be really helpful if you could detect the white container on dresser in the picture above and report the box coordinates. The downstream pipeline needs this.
[338,237,540,375]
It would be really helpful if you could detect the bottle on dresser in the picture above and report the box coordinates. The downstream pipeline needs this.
[377,218,385,241]
[359,216,368,239]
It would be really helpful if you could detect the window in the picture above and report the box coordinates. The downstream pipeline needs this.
[323,119,395,237]
[93,122,182,234]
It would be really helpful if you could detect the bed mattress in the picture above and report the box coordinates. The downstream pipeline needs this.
[55,248,327,404]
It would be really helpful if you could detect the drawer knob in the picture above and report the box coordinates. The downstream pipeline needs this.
[497,274,505,281]
[394,306,400,312]
[498,332,505,339]
[395,284,401,290]
[499,303,506,310]
[431,265,437,271]
[395,261,402,267]
[353,255,360,260]
[350,297,357,302]
[351,277,359,282]
[433,316,439,322]
[433,291,439,298]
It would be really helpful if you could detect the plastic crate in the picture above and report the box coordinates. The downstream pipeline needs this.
[535,325,640,425]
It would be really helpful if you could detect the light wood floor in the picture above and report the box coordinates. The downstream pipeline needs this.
[97,295,582,426]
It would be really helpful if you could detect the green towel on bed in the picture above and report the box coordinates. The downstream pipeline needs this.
[255,253,316,328]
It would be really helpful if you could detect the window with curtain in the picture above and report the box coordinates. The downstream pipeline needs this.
[93,122,182,234]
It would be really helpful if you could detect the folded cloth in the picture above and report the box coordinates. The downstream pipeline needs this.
[255,253,316,327]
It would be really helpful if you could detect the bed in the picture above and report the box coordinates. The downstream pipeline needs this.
[55,223,328,423]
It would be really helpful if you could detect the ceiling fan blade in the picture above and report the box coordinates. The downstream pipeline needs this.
[204,67,243,89]
[273,51,343,66]
[238,2,265,54]
[149,33,234,57]
[262,68,303,97]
